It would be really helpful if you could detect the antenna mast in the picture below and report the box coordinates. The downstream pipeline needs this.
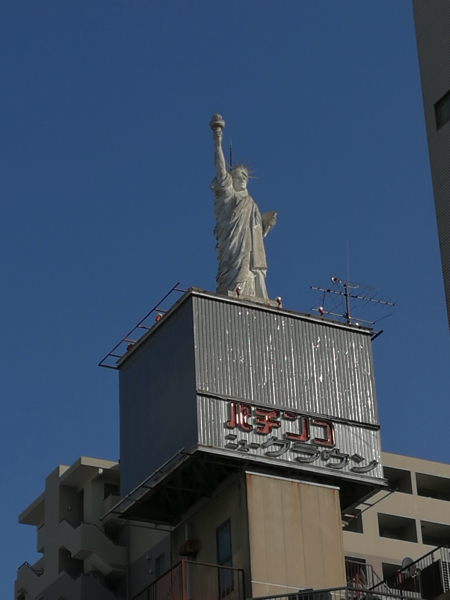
[310,276,395,334]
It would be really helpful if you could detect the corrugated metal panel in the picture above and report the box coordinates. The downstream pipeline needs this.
[119,290,383,497]
[119,296,198,497]
[192,295,378,425]
[196,395,383,481]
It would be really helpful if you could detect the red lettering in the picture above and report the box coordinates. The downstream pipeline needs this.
[255,408,281,434]
[285,415,310,442]
[312,418,335,447]
[226,402,253,432]
[284,411,297,421]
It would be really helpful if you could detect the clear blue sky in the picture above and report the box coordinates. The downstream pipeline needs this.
[2,1,449,596]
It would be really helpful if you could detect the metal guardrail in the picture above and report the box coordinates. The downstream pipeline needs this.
[17,561,44,576]
[131,547,450,600]
[99,282,186,369]
[345,559,392,594]
[250,589,348,600]
[346,559,377,589]
[133,561,182,600]
[248,551,450,600]
[249,586,429,600]
[132,559,245,600]
[369,545,450,600]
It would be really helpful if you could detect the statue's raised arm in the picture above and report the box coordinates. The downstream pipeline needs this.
[209,114,228,186]
[209,114,277,301]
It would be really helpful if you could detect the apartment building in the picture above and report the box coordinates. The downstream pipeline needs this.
[15,457,168,600]
[344,452,450,583]
[16,450,450,600]
[412,0,450,329]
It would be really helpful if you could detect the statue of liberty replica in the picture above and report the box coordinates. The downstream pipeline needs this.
[210,114,277,299]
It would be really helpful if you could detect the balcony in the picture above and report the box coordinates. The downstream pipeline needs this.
[345,559,384,589]
[59,519,126,574]
[132,560,245,600]
[370,545,450,600]
[15,561,44,599]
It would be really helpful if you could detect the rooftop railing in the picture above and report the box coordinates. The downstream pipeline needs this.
[132,559,245,600]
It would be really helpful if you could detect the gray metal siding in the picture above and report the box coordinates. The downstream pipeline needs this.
[192,295,378,425]
[413,0,450,329]
[196,394,383,480]
[118,290,382,497]
[119,296,198,497]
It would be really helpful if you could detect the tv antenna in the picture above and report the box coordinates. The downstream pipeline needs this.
[310,276,395,338]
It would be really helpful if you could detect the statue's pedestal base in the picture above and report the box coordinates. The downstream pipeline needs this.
[227,290,280,308]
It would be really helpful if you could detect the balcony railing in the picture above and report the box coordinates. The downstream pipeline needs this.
[345,559,377,589]
[369,545,450,600]
[345,558,391,594]
[249,585,428,600]
[132,559,245,600]
[250,589,349,600]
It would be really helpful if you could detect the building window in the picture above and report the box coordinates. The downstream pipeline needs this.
[345,557,369,587]
[382,562,401,585]
[343,510,364,533]
[58,547,83,578]
[421,520,450,546]
[104,483,120,499]
[416,473,450,501]
[155,553,165,578]
[383,467,413,494]
[216,520,233,597]
[378,513,418,542]
[435,90,450,129]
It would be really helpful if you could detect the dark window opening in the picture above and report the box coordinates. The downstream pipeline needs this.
[103,521,123,544]
[382,561,423,596]
[216,519,233,597]
[104,483,120,500]
[416,473,450,502]
[435,90,450,130]
[105,571,127,596]
[378,513,417,543]
[384,466,413,494]
[155,554,165,578]
[346,557,370,588]
[343,510,364,533]
[58,547,83,578]
[421,520,450,546]
[382,563,401,586]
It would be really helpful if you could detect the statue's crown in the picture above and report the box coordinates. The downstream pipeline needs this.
[229,159,255,178]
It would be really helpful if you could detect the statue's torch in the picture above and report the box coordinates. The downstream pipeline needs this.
[209,113,225,131]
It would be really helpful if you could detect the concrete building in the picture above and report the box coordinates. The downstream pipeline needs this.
[344,451,450,584]
[412,0,450,329]
[15,289,450,599]
[15,457,168,600]
[16,450,450,600]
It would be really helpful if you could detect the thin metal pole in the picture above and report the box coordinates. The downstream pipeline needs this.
[182,559,186,600]
[345,282,351,324]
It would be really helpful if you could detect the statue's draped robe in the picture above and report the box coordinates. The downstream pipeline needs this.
[211,173,268,298]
